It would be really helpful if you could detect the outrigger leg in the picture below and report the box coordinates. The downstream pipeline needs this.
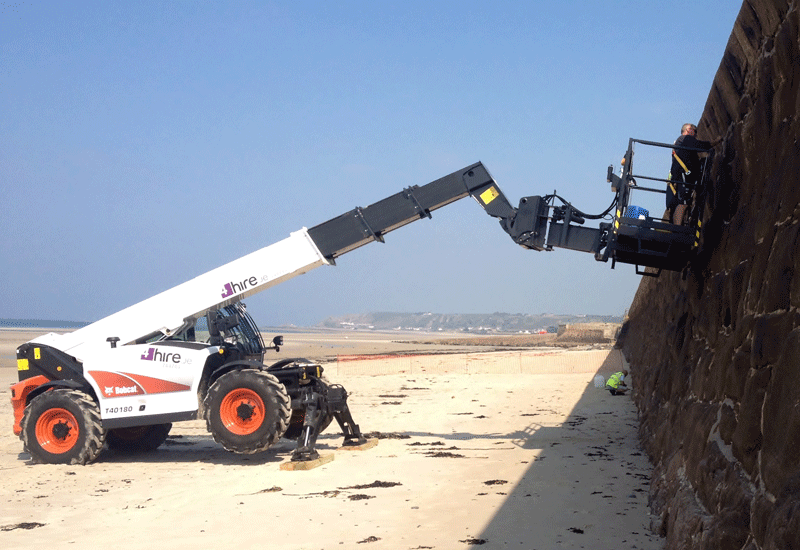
[327,384,368,447]
[290,381,367,462]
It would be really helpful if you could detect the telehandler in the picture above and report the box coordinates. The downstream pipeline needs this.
[11,138,712,464]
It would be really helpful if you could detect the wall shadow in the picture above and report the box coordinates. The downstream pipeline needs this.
[473,349,663,549]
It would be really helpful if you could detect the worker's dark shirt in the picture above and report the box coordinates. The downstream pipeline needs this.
[671,134,713,185]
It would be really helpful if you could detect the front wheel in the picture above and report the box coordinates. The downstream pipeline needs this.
[204,369,290,454]
[21,389,106,465]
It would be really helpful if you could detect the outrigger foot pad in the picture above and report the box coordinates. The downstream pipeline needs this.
[281,453,334,470]
[291,447,320,462]
[341,436,369,447]
[339,438,378,452]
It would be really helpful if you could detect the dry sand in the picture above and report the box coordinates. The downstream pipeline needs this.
[0,330,660,549]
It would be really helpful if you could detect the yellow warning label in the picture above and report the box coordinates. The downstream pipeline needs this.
[34,348,41,360]
[480,187,499,205]
[18,359,29,371]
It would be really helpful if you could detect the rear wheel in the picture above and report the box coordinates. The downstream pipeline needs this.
[107,423,172,453]
[21,389,106,465]
[204,369,290,454]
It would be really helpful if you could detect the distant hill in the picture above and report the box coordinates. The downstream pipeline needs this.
[317,312,623,333]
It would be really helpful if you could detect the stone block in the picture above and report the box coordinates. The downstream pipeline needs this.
[750,312,792,368]
[760,329,800,494]
[763,473,800,550]
[717,402,737,445]
[732,367,772,474]
[724,349,750,401]
[751,491,776,548]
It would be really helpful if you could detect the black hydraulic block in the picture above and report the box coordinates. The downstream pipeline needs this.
[503,195,550,251]
[16,343,84,383]
[547,223,604,254]
[464,164,515,220]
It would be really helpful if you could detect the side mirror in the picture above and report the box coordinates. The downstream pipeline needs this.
[269,335,284,352]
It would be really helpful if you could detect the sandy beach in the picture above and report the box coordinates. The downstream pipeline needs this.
[0,329,660,549]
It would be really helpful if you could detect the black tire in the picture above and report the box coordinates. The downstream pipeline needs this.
[107,423,172,453]
[21,389,106,465]
[204,369,290,454]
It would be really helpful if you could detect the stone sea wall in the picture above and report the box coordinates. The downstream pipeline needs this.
[620,1,800,548]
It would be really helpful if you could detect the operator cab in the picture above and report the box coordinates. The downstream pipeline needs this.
[159,302,282,361]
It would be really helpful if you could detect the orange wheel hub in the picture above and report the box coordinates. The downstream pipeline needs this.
[219,388,265,435]
[35,408,79,453]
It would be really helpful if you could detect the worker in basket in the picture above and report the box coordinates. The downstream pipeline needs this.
[666,123,720,225]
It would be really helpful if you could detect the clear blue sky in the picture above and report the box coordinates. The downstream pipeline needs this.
[1,1,740,326]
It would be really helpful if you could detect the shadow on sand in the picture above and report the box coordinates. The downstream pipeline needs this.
[472,349,662,549]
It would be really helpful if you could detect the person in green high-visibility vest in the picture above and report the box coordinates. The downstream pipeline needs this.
[605,370,629,396]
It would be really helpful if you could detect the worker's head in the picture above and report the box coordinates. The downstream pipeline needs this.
[681,123,697,136]
[623,370,629,376]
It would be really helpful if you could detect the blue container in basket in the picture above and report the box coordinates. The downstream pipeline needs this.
[626,205,649,219]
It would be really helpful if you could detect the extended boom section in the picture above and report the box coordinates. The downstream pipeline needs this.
[307,162,514,260]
